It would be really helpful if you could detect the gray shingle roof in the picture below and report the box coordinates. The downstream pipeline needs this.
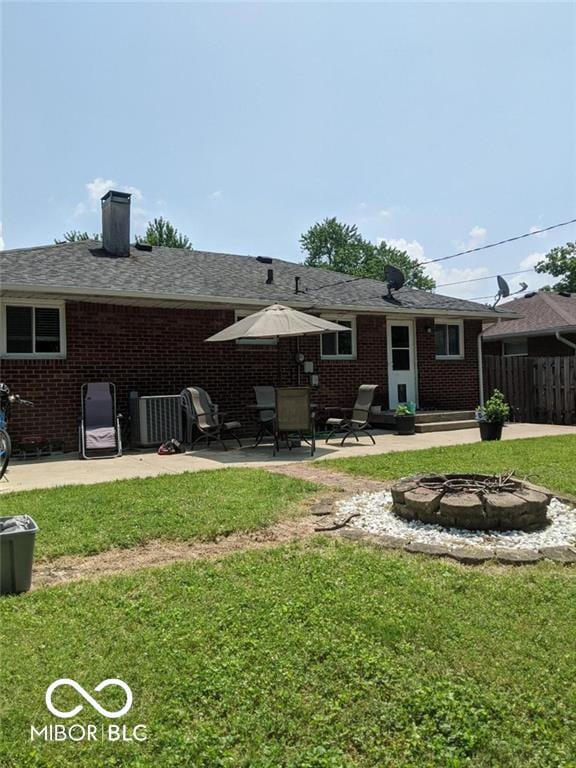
[483,292,576,338]
[0,240,516,319]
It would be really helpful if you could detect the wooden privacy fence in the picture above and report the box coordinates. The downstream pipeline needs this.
[483,355,576,425]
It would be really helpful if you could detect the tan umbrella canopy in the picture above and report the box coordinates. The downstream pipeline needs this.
[205,304,350,342]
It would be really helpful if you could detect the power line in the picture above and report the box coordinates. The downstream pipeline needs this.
[436,267,535,288]
[419,217,576,266]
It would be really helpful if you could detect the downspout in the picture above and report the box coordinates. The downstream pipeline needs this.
[555,332,576,353]
[478,332,485,407]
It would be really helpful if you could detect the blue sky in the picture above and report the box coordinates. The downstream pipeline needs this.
[2,1,575,299]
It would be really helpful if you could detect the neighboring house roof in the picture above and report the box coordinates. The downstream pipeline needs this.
[0,240,518,320]
[483,292,576,339]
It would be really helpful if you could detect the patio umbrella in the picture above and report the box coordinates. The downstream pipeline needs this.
[205,304,350,342]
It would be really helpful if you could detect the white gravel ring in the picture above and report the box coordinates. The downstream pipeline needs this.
[336,491,576,550]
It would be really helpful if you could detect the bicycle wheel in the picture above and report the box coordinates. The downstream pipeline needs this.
[0,429,11,480]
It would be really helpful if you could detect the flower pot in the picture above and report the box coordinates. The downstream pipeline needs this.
[479,421,503,441]
[396,415,415,436]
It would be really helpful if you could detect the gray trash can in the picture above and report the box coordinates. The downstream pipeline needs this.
[0,515,39,595]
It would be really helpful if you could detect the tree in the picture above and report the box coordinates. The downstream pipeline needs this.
[54,230,100,244]
[534,242,576,293]
[136,217,192,249]
[300,217,436,290]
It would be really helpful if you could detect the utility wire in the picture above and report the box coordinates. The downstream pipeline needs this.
[419,218,576,266]
[436,268,535,288]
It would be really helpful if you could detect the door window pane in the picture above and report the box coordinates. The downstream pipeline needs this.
[391,325,409,348]
[397,384,407,402]
[392,349,410,371]
[6,306,33,353]
[35,308,61,353]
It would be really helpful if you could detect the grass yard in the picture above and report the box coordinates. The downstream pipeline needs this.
[0,468,318,560]
[332,434,576,497]
[1,540,575,768]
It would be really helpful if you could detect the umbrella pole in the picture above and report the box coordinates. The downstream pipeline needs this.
[296,337,301,387]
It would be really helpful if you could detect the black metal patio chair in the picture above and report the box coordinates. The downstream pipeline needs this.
[325,384,378,446]
[181,387,242,451]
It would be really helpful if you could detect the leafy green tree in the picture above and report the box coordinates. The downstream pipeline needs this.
[55,230,100,244]
[136,217,192,249]
[534,242,576,293]
[300,217,436,290]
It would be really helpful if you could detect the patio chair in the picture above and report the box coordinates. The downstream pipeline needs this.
[273,387,315,457]
[79,382,122,459]
[181,387,242,451]
[252,386,276,447]
[325,384,378,446]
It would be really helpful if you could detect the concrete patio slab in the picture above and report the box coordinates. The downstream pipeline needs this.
[0,423,574,494]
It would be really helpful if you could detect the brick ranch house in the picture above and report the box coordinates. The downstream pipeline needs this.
[0,191,517,451]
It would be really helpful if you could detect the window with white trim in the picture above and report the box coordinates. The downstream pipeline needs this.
[1,302,66,358]
[434,319,464,359]
[234,310,278,345]
[320,317,356,360]
[503,337,528,357]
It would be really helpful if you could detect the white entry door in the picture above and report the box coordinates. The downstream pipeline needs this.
[387,320,416,408]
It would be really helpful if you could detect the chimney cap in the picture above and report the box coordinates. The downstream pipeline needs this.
[101,190,131,205]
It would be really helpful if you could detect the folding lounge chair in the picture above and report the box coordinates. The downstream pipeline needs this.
[325,384,378,446]
[273,387,315,457]
[181,386,242,451]
[79,382,122,459]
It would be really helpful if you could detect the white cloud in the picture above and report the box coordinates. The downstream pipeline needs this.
[469,225,487,242]
[519,251,545,269]
[209,190,223,200]
[379,209,392,219]
[381,237,425,261]
[75,178,146,222]
[0,222,4,250]
[529,225,546,238]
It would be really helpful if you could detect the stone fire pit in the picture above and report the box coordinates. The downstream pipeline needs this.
[391,473,552,532]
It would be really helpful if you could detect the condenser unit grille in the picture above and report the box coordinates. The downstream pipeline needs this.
[130,393,183,446]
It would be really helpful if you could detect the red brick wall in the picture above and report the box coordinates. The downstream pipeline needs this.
[2,302,482,450]
[415,318,482,410]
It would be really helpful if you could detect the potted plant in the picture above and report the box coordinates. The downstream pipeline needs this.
[395,403,415,435]
[476,389,510,441]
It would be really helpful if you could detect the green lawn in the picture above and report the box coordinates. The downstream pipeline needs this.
[1,540,575,768]
[0,469,318,560]
[331,434,576,497]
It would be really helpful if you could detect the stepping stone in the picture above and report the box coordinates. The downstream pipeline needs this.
[404,541,450,558]
[445,547,494,565]
[371,534,410,550]
[539,545,576,564]
[494,547,542,565]
[338,528,370,541]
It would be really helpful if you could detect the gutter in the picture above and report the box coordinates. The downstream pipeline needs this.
[555,332,576,353]
[478,333,484,407]
[0,283,523,321]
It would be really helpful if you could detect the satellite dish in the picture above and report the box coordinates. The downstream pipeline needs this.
[384,265,406,295]
[497,276,510,298]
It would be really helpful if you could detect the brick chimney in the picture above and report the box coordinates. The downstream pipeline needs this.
[101,190,131,256]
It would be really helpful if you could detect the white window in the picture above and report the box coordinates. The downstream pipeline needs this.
[503,337,528,357]
[320,316,356,360]
[1,301,66,358]
[434,319,464,359]
[234,310,278,345]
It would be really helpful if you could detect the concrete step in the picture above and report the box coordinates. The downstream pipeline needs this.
[415,419,478,433]
[415,410,476,424]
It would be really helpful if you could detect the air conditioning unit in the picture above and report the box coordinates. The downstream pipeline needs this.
[129,392,183,447]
